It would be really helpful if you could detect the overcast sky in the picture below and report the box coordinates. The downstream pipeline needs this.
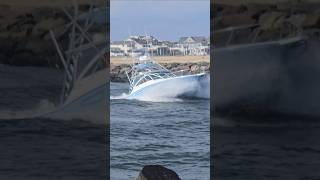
[111,0,210,41]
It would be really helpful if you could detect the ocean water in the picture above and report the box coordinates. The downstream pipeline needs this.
[110,82,210,180]
[0,65,108,180]
[213,115,320,180]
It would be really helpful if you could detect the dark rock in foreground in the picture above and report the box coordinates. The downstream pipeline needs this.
[136,165,181,180]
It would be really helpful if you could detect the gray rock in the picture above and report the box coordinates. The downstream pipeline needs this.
[259,11,285,31]
[110,62,210,82]
[190,64,200,72]
[136,165,181,180]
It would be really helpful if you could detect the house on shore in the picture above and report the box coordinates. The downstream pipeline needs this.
[110,35,210,57]
[110,47,125,57]
[178,36,210,56]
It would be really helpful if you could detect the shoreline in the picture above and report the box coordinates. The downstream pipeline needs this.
[110,55,209,65]
[110,56,210,82]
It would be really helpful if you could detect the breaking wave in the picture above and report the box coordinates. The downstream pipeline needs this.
[0,100,56,120]
[111,74,210,102]
[110,93,130,100]
[195,74,210,99]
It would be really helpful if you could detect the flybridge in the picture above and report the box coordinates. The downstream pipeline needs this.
[126,54,175,91]
[44,1,108,104]
[35,1,109,124]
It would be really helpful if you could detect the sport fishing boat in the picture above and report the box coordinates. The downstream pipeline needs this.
[126,53,207,100]
[41,2,109,124]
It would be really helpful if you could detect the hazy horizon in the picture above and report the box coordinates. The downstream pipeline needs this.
[111,0,210,41]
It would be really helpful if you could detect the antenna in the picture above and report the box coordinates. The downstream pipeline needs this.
[144,27,151,58]
[128,28,134,64]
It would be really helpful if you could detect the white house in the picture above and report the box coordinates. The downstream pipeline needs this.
[111,35,210,57]
[178,36,210,55]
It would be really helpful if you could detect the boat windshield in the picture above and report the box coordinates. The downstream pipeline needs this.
[126,55,176,90]
[131,69,174,86]
[133,62,166,72]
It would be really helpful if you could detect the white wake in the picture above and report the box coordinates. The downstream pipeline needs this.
[0,100,56,120]
[111,74,210,102]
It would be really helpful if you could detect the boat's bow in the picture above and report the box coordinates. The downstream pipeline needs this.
[128,72,209,101]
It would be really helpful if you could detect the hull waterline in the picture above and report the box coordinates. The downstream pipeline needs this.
[127,73,208,100]
[42,70,108,124]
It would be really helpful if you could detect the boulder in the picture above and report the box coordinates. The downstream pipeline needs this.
[32,17,65,36]
[303,13,320,28]
[190,64,200,72]
[136,165,181,180]
[286,13,306,28]
[200,65,210,72]
[221,13,256,27]
[259,11,286,31]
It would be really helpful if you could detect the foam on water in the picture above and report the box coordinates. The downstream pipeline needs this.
[110,93,130,100]
[0,99,56,119]
[111,93,182,102]
[0,98,106,125]
[111,74,210,102]
[110,82,210,179]
[195,74,210,99]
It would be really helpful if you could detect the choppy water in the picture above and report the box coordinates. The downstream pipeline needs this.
[213,115,320,180]
[0,65,108,180]
[110,82,210,180]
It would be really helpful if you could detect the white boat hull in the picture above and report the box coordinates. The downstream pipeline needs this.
[42,70,108,125]
[127,73,208,100]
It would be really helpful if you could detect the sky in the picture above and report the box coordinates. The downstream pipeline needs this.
[111,0,210,41]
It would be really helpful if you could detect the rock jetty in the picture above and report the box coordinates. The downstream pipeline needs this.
[212,1,320,47]
[110,62,210,82]
[0,5,107,67]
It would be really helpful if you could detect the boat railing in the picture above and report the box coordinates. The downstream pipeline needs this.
[213,23,303,48]
[49,4,108,105]
[172,69,192,76]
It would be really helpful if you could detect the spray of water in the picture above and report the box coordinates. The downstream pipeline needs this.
[0,99,56,120]
[195,74,210,99]
[111,74,210,102]
[110,93,130,100]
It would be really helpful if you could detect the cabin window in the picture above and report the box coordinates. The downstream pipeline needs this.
[145,76,152,80]
[150,75,161,80]
[158,73,171,78]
